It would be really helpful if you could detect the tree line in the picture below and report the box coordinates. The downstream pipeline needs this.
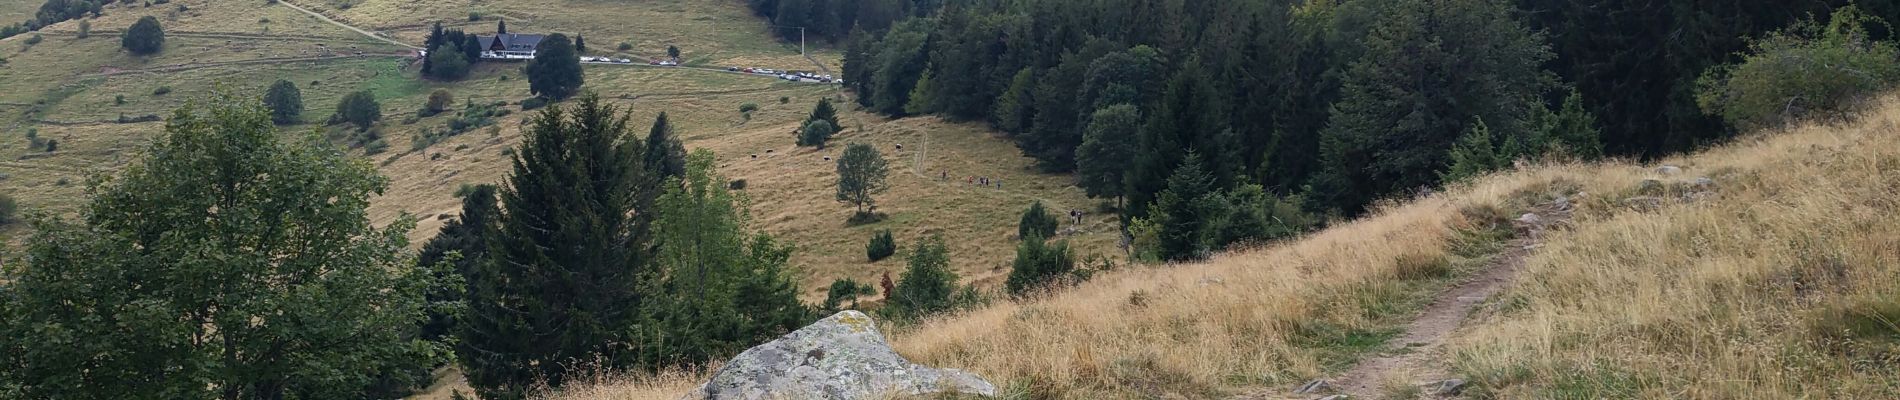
[829,0,1900,260]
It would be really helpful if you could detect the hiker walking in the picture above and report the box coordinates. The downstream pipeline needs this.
[1070,209,1083,225]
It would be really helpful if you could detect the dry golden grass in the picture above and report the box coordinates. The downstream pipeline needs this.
[543,95,1900,400]
[1449,96,1900,398]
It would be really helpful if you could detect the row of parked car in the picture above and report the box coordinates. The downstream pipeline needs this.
[725,67,838,83]
[580,56,634,64]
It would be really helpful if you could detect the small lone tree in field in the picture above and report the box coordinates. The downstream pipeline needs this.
[424,89,454,116]
[835,143,888,216]
[866,229,896,262]
[122,16,164,55]
[333,90,381,131]
[666,45,680,60]
[807,97,839,130]
[1017,201,1059,241]
[263,79,302,125]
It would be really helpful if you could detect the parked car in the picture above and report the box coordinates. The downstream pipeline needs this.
[727,66,739,72]
[616,58,632,64]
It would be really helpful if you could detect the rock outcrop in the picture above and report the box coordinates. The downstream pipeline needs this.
[681,311,996,400]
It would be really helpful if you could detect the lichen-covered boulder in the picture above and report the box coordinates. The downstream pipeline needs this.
[681,311,996,400]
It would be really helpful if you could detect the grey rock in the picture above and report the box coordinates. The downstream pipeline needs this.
[1516,213,1543,226]
[1315,395,1351,400]
[1553,195,1572,210]
[1657,165,1683,175]
[1295,379,1331,394]
[1431,378,1468,395]
[1693,177,1715,189]
[682,311,996,400]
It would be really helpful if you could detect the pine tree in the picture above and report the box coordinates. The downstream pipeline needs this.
[1004,233,1075,296]
[866,229,896,262]
[1441,118,1503,183]
[423,21,445,74]
[526,33,584,100]
[461,34,482,64]
[807,97,840,130]
[417,184,499,342]
[456,93,650,400]
[886,235,959,320]
[1149,152,1221,261]
[644,112,687,181]
[1310,0,1552,214]
[496,19,506,35]
[992,68,1036,134]
[427,42,471,81]
[1017,201,1058,241]
[262,79,302,125]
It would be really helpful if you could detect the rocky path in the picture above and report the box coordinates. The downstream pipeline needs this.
[1239,201,1570,400]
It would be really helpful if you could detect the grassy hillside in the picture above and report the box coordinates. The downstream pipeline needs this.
[0,0,1119,300]
[548,96,1900,399]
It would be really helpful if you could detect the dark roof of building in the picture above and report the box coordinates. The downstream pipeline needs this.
[478,33,547,52]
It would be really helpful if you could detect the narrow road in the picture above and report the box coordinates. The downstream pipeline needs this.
[274,0,420,50]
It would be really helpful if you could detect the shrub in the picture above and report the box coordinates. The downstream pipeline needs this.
[332,90,381,130]
[822,278,877,312]
[44,139,58,152]
[152,86,171,95]
[113,94,125,105]
[1697,6,1900,130]
[866,229,896,262]
[466,11,481,21]
[1017,200,1058,241]
[1005,234,1076,296]
[422,89,453,116]
[75,19,88,38]
[739,102,759,113]
[727,179,747,190]
[25,128,37,140]
[616,42,631,51]
[121,16,164,55]
[519,97,547,110]
[797,119,834,148]
[363,139,388,155]
[24,33,41,45]
[0,193,16,225]
[779,96,789,104]
[666,45,680,59]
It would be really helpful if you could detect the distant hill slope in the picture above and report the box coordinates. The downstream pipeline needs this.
[548,95,1900,399]
[0,0,1119,302]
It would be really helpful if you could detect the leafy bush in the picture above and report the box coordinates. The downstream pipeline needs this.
[152,86,171,95]
[24,33,41,45]
[866,229,896,262]
[43,139,57,152]
[1697,6,1900,130]
[422,89,453,117]
[332,90,381,130]
[363,138,388,155]
[116,114,160,123]
[616,42,632,51]
[779,96,789,104]
[426,42,471,81]
[727,179,747,190]
[797,119,834,148]
[113,95,125,105]
[466,11,481,21]
[739,102,759,113]
[75,19,87,38]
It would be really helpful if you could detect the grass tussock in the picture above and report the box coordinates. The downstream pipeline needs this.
[1452,95,1900,399]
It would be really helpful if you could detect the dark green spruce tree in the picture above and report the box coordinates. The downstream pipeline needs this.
[456,93,650,400]
[416,184,499,342]
[526,33,584,100]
